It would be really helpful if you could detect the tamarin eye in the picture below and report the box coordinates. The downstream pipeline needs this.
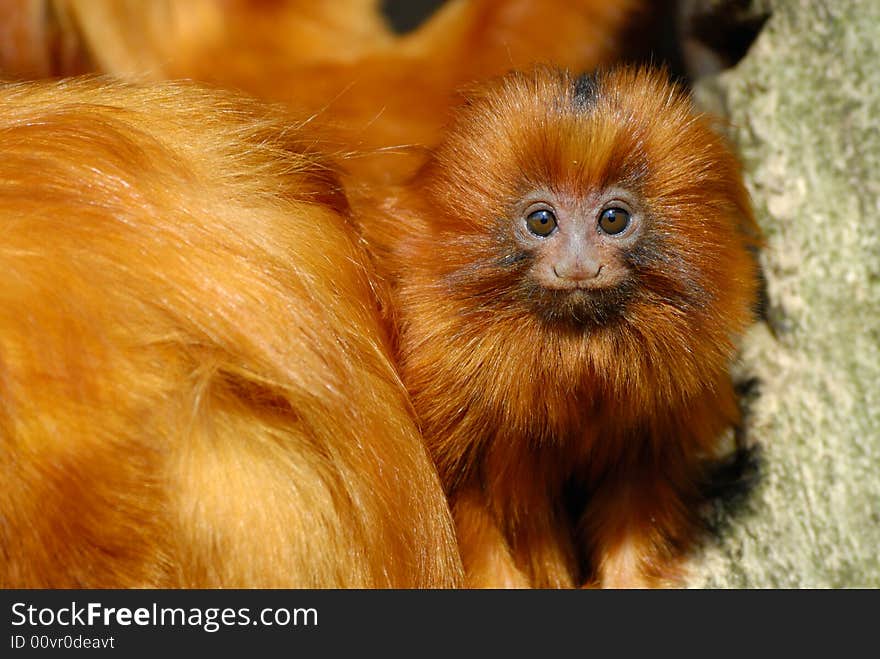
[598,207,630,235]
[526,209,558,237]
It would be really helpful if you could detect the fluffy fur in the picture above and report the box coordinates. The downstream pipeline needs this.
[0,78,463,588]
[361,67,762,587]
[0,0,395,79]
[0,0,643,182]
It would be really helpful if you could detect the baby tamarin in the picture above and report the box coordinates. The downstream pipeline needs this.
[361,67,761,588]
[0,78,462,588]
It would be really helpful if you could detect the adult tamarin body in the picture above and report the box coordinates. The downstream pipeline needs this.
[361,67,761,587]
[0,0,643,182]
[0,78,462,588]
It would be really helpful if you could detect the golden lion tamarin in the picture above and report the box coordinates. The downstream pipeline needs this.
[0,4,759,590]
[0,78,463,588]
[358,67,762,588]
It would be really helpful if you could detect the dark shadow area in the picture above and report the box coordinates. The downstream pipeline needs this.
[700,375,764,535]
[381,0,447,34]
[684,0,771,77]
[619,0,691,83]
[611,0,771,85]
[382,1,769,86]
[701,443,764,536]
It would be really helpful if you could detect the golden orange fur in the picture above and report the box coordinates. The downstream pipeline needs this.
[0,78,463,588]
[360,67,762,588]
[0,0,643,182]
[0,0,395,79]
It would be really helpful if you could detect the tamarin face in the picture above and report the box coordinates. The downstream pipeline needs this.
[418,67,760,333]
[509,184,644,325]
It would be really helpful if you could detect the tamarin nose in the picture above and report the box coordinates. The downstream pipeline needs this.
[553,259,603,282]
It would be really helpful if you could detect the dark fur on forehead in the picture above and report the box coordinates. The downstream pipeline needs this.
[572,71,599,109]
